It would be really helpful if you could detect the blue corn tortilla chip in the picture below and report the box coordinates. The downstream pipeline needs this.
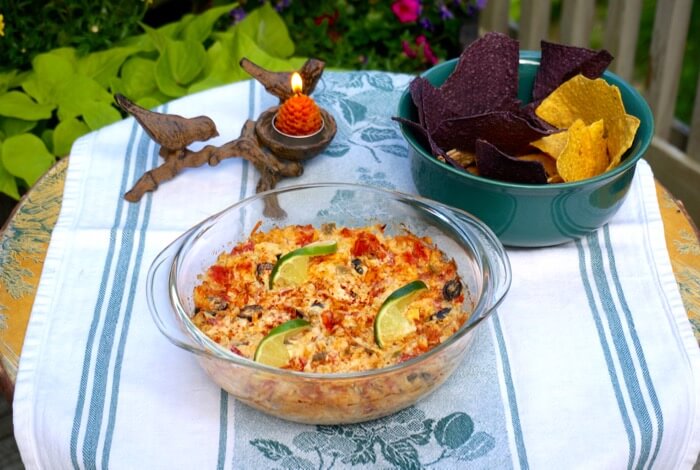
[532,41,613,102]
[430,111,553,155]
[439,32,521,116]
[475,139,547,184]
[392,116,451,161]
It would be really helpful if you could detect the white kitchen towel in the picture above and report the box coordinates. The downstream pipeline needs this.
[13,72,700,469]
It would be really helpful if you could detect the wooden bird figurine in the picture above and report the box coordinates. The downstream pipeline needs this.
[239,58,326,103]
[114,94,219,157]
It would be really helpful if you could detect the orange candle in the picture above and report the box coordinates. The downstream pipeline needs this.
[275,72,323,136]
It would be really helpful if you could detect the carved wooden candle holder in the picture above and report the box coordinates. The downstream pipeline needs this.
[115,57,336,218]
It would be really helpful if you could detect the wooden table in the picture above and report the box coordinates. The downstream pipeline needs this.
[1,157,699,404]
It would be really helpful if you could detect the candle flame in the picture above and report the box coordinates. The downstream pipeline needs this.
[291,72,303,94]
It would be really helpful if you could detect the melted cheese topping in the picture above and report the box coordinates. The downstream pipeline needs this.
[192,223,469,373]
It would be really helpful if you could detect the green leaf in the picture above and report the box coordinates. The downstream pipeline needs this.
[155,40,206,97]
[0,163,20,200]
[0,117,37,137]
[230,31,296,76]
[0,92,54,120]
[22,52,76,106]
[41,129,54,154]
[237,3,295,59]
[167,40,206,84]
[380,440,421,470]
[140,23,170,53]
[0,71,18,94]
[77,47,136,88]
[1,134,55,186]
[83,102,122,130]
[135,96,163,110]
[53,118,90,156]
[120,57,158,99]
[184,3,238,43]
[56,75,114,121]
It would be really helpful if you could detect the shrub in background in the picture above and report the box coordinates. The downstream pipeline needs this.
[0,2,305,201]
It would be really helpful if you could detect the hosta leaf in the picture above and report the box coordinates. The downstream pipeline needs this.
[0,163,20,200]
[141,23,171,53]
[229,31,299,78]
[1,134,55,186]
[53,118,90,156]
[155,40,206,97]
[183,3,237,43]
[82,102,122,131]
[361,127,399,142]
[22,52,76,106]
[136,95,166,110]
[237,3,295,58]
[41,129,54,154]
[120,57,158,99]
[0,71,18,94]
[56,76,114,121]
[0,92,54,120]
[77,47,135,88]
[0,117,37,137]
[155,58,187,98]
[165,40,206,84]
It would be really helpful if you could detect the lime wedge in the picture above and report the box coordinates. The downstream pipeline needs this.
[254,319,312,367]
[374,280,428,348]
[269,240,338,289]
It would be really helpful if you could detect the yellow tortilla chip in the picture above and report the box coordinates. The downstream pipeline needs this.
[530,130,569,160]
[556,119,609,182]
[536,75,639,176]
[517,153,558,178]
[536,75,623,127]
[606,114,640,170]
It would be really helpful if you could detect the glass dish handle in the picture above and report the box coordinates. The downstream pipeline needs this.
[146,237,224,360]
[451,209,512,312]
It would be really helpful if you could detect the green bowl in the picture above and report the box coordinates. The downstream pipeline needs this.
[397,50,654,247]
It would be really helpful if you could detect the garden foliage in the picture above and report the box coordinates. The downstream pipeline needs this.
[0,2,305,200]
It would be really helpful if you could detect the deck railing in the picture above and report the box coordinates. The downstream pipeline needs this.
[478,0,700,224]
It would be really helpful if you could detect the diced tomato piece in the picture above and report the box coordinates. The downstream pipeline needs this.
[230,346,243,356]
[412,240,428,261]
[230,240,254,255]
[321,311,341,331]
[295,224,315,245]
[209,265,230,286]
[351,232,386,259]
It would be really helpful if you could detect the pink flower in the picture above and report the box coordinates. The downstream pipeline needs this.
[391,0,421,23]
[416,35,439,65]
[402,40,417,59]
[402,35,439,65]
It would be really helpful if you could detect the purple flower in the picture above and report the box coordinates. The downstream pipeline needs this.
[438,3,454,19]
[275,0,292,12]
[419,17,433,30]
[230,7,246,24]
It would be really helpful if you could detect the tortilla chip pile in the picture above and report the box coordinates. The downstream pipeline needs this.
[394,33,640,184]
